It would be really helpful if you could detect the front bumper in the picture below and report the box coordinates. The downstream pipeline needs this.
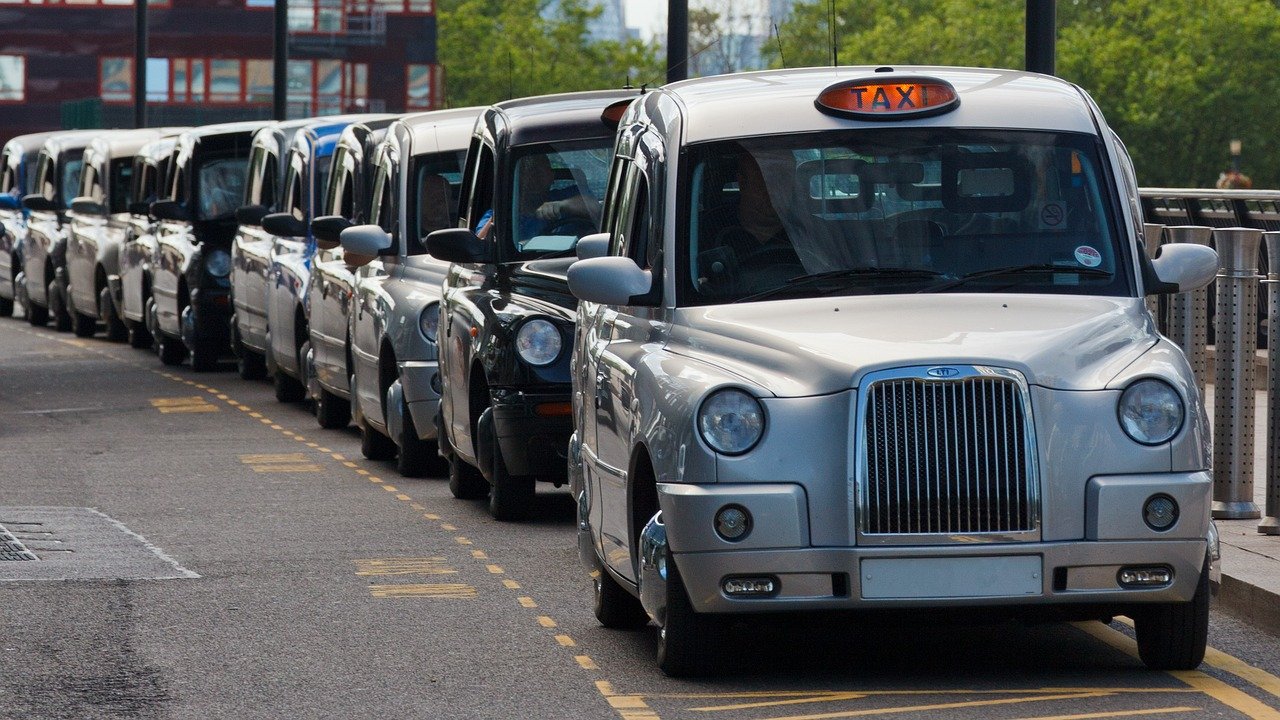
[491,387,572,480]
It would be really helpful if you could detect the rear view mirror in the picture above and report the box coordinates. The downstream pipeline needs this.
[311,215,354,250]
[0,194,19,211]
[567,256,653,306]
[339,224,393,267]
[150,199,191,222]
[22,194,57,213]
[235,204,270,227]
[575,232,610,260]
[1150,243,1218,294]
[261,212,308,238]
[426,228,493,264]
[71,196,106,216]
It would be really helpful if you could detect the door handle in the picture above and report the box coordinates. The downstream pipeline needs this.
[594,372,607,408]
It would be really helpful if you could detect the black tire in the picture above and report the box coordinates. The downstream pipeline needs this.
[359,415,397,461]
[656,557,719,677]
[126,318,152,349]
[99,286,127,342]
[190,342,219,372]
[273,368,306,403]
[1133,556,1210,670]
[26,300,48,326]
[441,424,487,499]
[0,295,12,317]
[237,348,267,380]
[397,392,447,478]
[71,309,96,337]
[314,386,351,429]
[487,430,534,521]
[157,332,186,365]
[48,280,71,332]
[594,569,650,629]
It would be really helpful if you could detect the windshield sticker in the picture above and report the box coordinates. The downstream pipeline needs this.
[1074,245,1102,267]
[1039,202,1065,228]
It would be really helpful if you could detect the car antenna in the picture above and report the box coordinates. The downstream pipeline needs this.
[507,51,515,100]
[773,21,787,69]
[641,35,722,88]
[828,0,839,67]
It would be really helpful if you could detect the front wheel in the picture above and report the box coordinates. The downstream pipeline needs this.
[487,429,534,521]
[359,414,397,461]
[48,280,71,332]
[157,332,186,365]
[656,558,719,677]
[594,569,649,629]
[0,294,12,317]
[273,368,306,403]
[71,307,97,337]
[396,392,447,478]
[1133,556,1210,670]
[314,385,351,429]
[99,286,127,342]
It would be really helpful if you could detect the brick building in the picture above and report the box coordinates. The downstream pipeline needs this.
[0,0,444,142]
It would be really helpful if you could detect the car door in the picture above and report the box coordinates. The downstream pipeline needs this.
[67,154,105,313]
[310,142,360,388]
[351,146,397,426]
[232,141,279,353]
[267,146,309,371]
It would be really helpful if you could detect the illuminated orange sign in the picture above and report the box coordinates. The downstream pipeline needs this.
[816,77,959,120]
[601,99,632,126]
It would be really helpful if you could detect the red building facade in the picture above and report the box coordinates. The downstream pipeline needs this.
[0,0,444,142]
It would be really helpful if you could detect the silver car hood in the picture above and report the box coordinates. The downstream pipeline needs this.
[668,294,1158,396]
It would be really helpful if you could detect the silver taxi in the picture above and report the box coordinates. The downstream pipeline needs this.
[1,130,61,317]
[567,67,1221,676]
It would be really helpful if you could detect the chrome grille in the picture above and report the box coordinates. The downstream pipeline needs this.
[860,368,1038,540]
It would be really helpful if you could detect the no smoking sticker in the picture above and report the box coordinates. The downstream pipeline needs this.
[1040,202,1065,228]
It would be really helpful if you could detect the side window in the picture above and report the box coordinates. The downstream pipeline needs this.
[369,162,395,235]
[79,163,99,203]
[132,159,152,207]
[458,140,493,233]
[599,156,628,238]
[261,152,278,210]
[612,163,652,269]
[37,154,55,201]
[244,146,266,206]
[324,146,354,219]
[282,154,304,221]
[108,159,132,213]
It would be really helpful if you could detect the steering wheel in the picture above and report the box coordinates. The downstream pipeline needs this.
[544,217,595,238]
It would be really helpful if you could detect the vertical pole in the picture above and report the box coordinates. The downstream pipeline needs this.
[133,0,147,128]
[1212,227,1263,520]
[1143,223,1165,331]
[1166,226,1214,397]
[1025,0,1055,76]
[273,0,289,120]
[667,0,688,83]
[1261,231,1280,534]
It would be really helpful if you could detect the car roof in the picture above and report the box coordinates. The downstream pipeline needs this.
[3,130,65,155]
[654,66,1099,143]
[399,107,485,153]
[183,120,273,141]
[491,89,638,146]
[88,127,188,161]
[41,129,120,156]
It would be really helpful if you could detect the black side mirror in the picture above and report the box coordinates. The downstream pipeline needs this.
[261,212,308,238]
[234,204,270,227]
[426,228,494,264]
[150,199,191,222]
[128,201,151,216]
[71,196,107,216]
[311,215,354,250]
[22,194,57,213]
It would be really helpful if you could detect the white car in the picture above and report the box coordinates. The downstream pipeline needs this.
[0,130,61,317]
[116,136,180,349]
[567,66,1220,676]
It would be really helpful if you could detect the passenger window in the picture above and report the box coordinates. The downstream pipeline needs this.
[369,162,396,237]
[283,156,304,221]
[79,163,98,203]
[464,144,494,236]
[261,153,278,210]
[37,154,54,200]
[109,159,132,213]
[599,157,629,238]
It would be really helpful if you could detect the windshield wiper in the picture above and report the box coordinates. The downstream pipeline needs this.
[917,263,1113,293]
[733,267,944,304]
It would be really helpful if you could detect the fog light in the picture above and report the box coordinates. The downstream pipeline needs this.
[1144,494,1179,531]
[714,505,751,541]
[1118,566,1173,588]
[723,576,776,596]
[429,372,442,395]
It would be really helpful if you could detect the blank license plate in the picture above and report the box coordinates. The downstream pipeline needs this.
[860,556,1043,599]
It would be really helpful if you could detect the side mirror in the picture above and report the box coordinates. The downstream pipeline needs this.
[22,194,56,213]
[575,232,610,260]
[262,212,308,238]
[567,256,653,306]
[235,204,270,227]
[426,228,494,264]
[0,194,20,211]
[71,196,107,216]
[339,224,393,267]
[128,201,152,216]
[1150,243,1218,294]
[310,215,353,250]
[150,199,191,222]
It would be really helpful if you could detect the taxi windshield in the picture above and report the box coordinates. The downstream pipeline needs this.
[504,141,610,257]
[679,129,1130,305]
[197,156,247,220]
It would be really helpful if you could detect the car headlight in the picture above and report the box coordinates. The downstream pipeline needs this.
[1118,378,1184,445]
[419,302,440,342]
[204,249,232,278]
[515,318,562,366]
[697,388,765,455]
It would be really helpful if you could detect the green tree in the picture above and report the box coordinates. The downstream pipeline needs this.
[437,0,663,108]
[770,0,1280,187]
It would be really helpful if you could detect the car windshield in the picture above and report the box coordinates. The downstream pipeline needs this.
[679,129,1129,305]
[197,157,247,220]
[504,141,611,257]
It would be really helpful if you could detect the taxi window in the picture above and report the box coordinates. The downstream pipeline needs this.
[501,140,611,257]
[109,158,132,213]
[680,129,1128,305]
[406,150,465,255]
[60,153,84,209]
[196,156,247,220]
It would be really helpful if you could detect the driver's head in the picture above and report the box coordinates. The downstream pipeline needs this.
[734,147,784,244]
[517,154,554,208]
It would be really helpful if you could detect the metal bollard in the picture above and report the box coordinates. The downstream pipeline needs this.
[1261,231,1280,534]
[1212,227,1263,520]
[1143,223,1165,329]
[1165,226,1213,395]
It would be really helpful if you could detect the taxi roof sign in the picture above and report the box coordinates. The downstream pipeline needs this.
[816,77,959,120]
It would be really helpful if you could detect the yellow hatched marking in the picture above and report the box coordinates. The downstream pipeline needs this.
[518,596,537,608]
[150,397,218,413]
[503,579,521,589]
[555,634,576,647]
[1114,616,1280,702]
[472,550,488,559]
[250,464,322,473]
[1008,708,1200,720]
[238,453,322,473]
[576,655,599,670]
[368,583,476,599]
[354,558,457,576]
[487,564,504,574]
[536,616,557,628]
[240,453,309,464]
[756,692,1112,720]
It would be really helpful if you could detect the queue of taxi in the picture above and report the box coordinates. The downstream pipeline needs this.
[0,64,1220,678]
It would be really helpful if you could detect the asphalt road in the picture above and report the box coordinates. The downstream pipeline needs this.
[2,317,1280,720]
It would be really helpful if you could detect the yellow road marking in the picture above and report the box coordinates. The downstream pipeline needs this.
[250,412,263,418]
[412,503,426,511]
[755,692,1112,720]
[248,464,322,473]
[487,564,503,574]
[318,446,332,453]
[597,682,661,720]
[455,537,472,545]
[237,406,251,412]
[576,655,598,670]
[150,396,218,413]
[555,635,576,647]
[356,468,370,475]
[270,424,283,430]
[238,453,322,473]
[441,523,456,531]
[1076,622,1280,720]
[306,442,318,447]
[216,394,229,400]
[342,461,357,467]
[368,583,476,599]
[1008,708,1200,720]
[537,616,557,628]
[194,384,208,390]
[518,596,537,608]
[396,494,411,501]
[259,418,272,424]
[354,558,457,576]
[331,453,345,460]
[383,485,398,492]
[1114,617,1280,702]
[424,513,439,520]
[503,579,521,589]
[281,430,296,437]
[472,550,488,559]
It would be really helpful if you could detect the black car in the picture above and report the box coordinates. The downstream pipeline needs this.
[428,89,635,520]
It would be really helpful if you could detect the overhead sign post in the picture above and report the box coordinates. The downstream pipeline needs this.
[667,0,687,83]
[1025,0,1055,76]
[274,0,288,120]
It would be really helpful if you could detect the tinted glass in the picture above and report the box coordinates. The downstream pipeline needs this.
[499,140,611,257]
[406,150,465,254]
[60,155,85,209]
[197,157,248,220]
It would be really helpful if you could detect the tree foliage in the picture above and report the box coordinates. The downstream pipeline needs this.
[769,0,1280,187]
[437,0,663,108]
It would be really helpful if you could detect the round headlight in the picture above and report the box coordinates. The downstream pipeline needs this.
[205,249,232,278]
[1118,379,1184,445]
[515,318,562,366]
[419,302,439,342]
[697,388,765,455]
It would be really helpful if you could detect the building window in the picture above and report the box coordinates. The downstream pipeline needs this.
[247,0,430,14]
[406,64,439,110]
[210,59,241,102]
[100,57,131,102]
[0,55,24,102]
[245,60,273,103]
[0,0,171,7]
[146,57,169,101]
[98,56,369,111]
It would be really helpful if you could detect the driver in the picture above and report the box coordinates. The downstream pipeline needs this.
[475,153,598,242]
